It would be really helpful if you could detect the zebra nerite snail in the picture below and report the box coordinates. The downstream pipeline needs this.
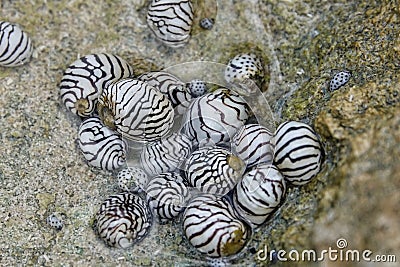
[77,116,126,171]
[97,78,175,142]
[185,146,246,196]
[138,71,192,115]
[182,88,250,147]
[232,164,286,227]
[0,21,33,67]
[140,132,192,177]
[60,53,133,117]
[182,194,251,258]
[145,172,191,222]
[231,124,274,169]
[94,192,152,249]
[273,121,324,185]
[147,0,194,47]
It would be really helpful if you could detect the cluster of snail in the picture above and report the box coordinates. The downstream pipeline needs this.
[2,0,326,263]
[58,47,324,260]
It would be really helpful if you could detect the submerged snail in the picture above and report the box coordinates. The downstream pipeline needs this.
[60,53,133,117]
[273,121,324,185]
[117,166,149,193]
[140,132,192,177]
[182,194,251,258]
[97,78,175,142]
[182,88,250,147]
[185,146,246,196]
[77,116,126,171]
[232,164,286,227]
[138,71,192,115]
[231,124,274,169]
[147,0,194,47]
[146,172,191,222]
[0,21,33,67]
[94,192,152,249]
[186,79,208,97]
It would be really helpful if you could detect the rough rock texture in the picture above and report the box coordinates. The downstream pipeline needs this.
[0,0,399,266]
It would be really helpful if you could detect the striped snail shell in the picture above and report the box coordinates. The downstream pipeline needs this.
[182,88,250,147]
[145,172,191,222]
[59,53,133,117]
[77,116,126,171]
[182,194,250,258]
[117,166,149,193]
[231,124,274,168]
[0,21,33,67]
[97,78,175,142]
[137,71,192,115]
[140,132,192,177]
[94,192,152,248]
[147,0,194,47]
[185,146,246,196]
[232,164,286,227]
[273,121,324,185]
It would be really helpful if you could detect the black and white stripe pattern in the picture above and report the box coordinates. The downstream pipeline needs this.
[147,0,194,47]
[185,146,245,196]
[117,166,149,193]
[182,88,250,147]
[273,121,324,185]
[77,117,126,171]
[0,21,33,67]
[182,194,250,258]
[231,124,274,169]
[138,71,192,115]
[145,172,191,222]
[95,193,152,248]
[232,164,286,227]
[140,132,192,176]
[98,78,175,142]
[60,53,133,117]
